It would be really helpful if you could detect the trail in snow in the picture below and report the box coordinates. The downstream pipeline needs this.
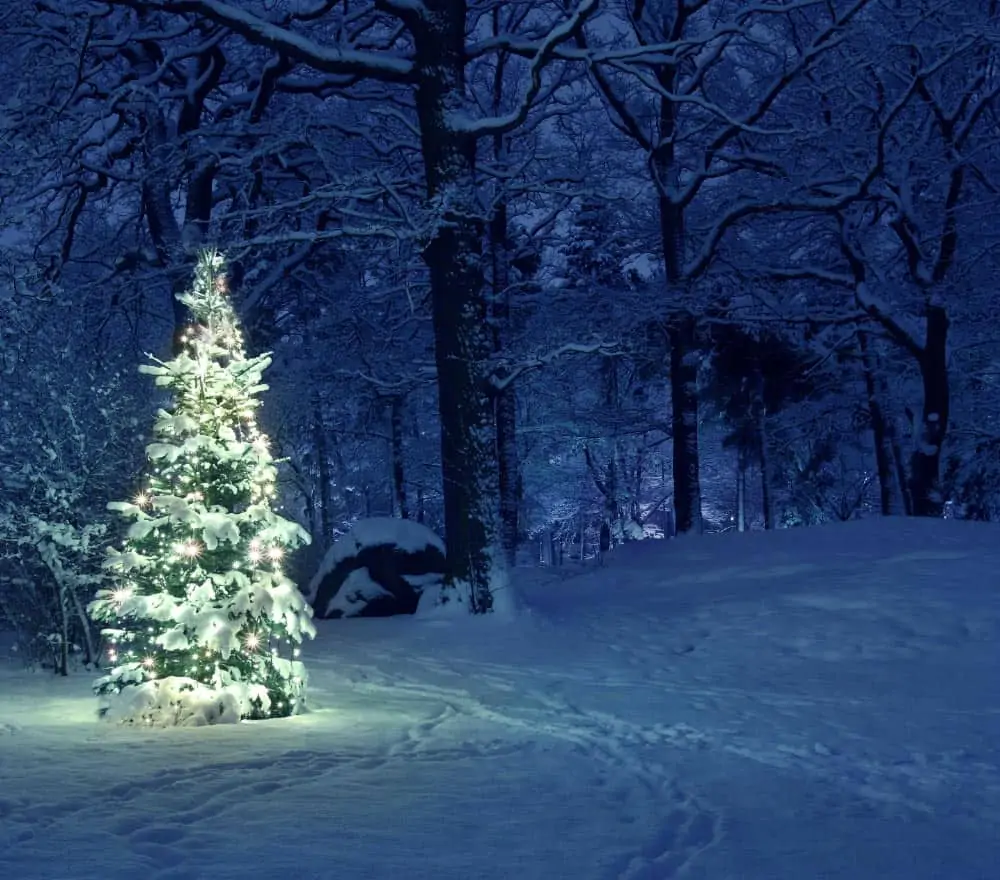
[1,518,998,879]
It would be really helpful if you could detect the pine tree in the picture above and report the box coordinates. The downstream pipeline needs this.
[88,251,316,724]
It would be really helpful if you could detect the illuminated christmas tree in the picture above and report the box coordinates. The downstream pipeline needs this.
[89,251,316,724]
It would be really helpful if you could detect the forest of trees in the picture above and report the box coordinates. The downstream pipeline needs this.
[2,0,999,656]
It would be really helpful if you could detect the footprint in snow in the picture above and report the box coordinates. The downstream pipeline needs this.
[615,787,720,880]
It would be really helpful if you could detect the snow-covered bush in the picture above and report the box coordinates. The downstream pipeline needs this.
[0,324,142,674]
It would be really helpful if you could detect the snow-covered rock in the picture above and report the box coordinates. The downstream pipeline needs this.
[308,518,446,619]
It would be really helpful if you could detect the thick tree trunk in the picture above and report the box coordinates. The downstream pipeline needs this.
[496,389,518,567]
[416,1,497,611]
[652,29,702,537]
[909,304,949,517]
[127,41,219,353]
[668,316,703,534]
[858,331,907,515]
[489,12,521,571]
[489,199,519,568]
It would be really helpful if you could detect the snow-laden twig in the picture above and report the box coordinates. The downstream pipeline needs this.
[490,341,622,393]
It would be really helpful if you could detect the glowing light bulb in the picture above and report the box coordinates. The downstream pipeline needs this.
[134,491,152,509]
[142,657,155,669]
[174,540,202,559]
[244,632,261,651]
[267,546,284,562]
[111,586,133,606]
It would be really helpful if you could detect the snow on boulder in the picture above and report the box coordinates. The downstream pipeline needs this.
[308,517,446,619]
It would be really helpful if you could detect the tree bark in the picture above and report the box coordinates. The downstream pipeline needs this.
[858,330,907,515]
[495,388,518,566]
[489,198,520,568]
[668,316,703,534]
[909,304,949,517]
[125,39,218,352]
[68,580,97,667]
[736,454,747,532]
[390,395,409,519]
[651,12,702,537]
[758,402,774,530]
[416,0,496,611]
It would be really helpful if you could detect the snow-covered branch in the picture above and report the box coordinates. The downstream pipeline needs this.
[854,282,924,361]
[490,341,622,393]
[112,0,416,81]
[448,0,597,138]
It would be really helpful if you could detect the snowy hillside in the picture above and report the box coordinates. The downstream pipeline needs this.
[2,518,999,879]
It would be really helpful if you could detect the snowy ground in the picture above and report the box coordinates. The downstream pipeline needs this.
[2,518,999,880]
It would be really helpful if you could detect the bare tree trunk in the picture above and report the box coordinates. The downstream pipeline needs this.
[417,1,497,611]
[759,404,774,530]
[495,389,518,566]
[604,457,618,541]
[858,330,907,515]
[737,454,747,532]
[390,395,409,519]
[652,12,703,538]
[67,583,97,666]
[125,40,221,352]
[488,11,520,571]
[489,199,519,568]
[540,533,552,566]
[56,583,69,676]
[311,392,333,546]
[668,316,703,534]
[584,444,620,545]
[909,304,949,517]
[892,436,911,516]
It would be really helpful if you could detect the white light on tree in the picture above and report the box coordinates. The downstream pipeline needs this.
[88,250,316,723]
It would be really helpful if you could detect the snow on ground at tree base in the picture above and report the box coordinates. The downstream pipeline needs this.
[2,517,999,880]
